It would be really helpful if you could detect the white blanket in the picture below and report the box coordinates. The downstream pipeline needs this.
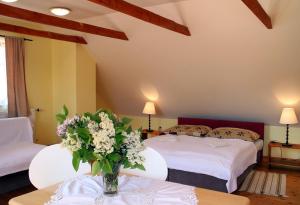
[144,135,257,193]
[0,142,45,176]
[0,117,33,146]
[46,175,198,205]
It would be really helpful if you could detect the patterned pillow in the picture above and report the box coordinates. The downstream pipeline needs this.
[206,127,260,142]
[164,125,212,137]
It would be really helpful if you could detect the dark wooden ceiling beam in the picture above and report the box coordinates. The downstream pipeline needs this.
[241,0,272,29]
[0,3,128,40]
[0,22,87,44]
[88,0,191,36]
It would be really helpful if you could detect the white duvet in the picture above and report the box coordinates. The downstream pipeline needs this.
[144,134,257,193]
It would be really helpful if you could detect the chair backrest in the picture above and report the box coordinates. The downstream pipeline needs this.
[120,147,168,180]
[29,144,90,189]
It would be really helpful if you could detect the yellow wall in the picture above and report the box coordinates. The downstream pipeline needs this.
[76,45,96,114]
[25,37,56,145]
[1,21,96,145]
[52,41,77,117]
[122,115,300,158]
[121,115,177,131]
[51,42,96,144]
[52,42,96,118]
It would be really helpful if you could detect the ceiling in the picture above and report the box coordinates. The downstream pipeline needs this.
[1,0,186,19]
[88,0,299,125]
[0,0,299,125]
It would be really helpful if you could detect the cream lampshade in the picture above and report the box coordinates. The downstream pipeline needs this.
[280,108,298,125]
[143,102,156,115]
[279,108,298,146]
[143,102,156,132]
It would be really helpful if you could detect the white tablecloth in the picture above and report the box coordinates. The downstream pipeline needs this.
[46,175,198,205]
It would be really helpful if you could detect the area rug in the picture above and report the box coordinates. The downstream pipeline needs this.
[239,170,287,197]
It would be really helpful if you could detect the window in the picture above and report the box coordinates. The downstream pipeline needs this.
[0,37,7,117]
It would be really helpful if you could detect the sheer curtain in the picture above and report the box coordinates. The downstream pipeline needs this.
[5,37,30,117]
[0,37,7,117]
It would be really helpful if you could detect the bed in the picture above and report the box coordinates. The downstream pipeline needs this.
[144,117,264,193]
[0,117,46,193]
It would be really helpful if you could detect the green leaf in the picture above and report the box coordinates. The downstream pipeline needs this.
[115,134,124,146]
[123,160,131,168]
[62,105,69,116]
[80,148,95,162]
[126,126,132,134]
[93,153,103,161]
[134,164,145,171]
[102,159,112,174]
[72,151,81,171]
[115,127,123,135]
[76,127,91,143]
[92,161,102,176]
[121,117,131,125]
[107,153,121,163]
[56,113,66,124]
[85,112,100,123]
[55,105,69,124]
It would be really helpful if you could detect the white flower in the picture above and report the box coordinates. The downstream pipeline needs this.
[123,130,145,165]
[87,120,99,134]
[126,149,145,165]
[123,130,144,151]
[92,130,115,155]
[89,112,116,155]
[99,112,115,137]
[61,132,82,152]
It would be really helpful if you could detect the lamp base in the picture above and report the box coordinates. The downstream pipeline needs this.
[282,143,292,147]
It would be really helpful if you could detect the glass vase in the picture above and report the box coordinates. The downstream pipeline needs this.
[102,163,121,196]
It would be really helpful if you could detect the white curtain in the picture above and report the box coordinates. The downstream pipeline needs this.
[0,37,7,117]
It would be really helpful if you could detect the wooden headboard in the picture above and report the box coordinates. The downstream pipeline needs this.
[178,117,265,140]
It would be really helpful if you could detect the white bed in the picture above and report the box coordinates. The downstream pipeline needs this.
[145,134,258,193]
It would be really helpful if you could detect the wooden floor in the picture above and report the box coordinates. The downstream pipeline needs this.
[0,159,299,205]
[237,159,300,205]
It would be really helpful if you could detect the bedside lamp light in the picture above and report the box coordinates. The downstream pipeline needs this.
[279,108,298,146]
[143,101,156,132]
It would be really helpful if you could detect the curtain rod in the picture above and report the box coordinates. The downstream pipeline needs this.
[0,34,33,42]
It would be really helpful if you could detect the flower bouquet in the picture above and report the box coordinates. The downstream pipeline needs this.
[56,106,145,195]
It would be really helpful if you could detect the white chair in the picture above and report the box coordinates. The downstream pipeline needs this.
[121,147,168,180]
[29,144,91,189]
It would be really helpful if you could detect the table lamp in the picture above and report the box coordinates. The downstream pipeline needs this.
[279,108,298,146]
[143,101,156,132]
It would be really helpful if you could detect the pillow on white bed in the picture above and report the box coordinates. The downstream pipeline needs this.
[164,125,212,137]
[206,127,260,142]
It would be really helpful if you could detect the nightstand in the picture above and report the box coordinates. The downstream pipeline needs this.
[268,141,300,169]
[141,129,163,140]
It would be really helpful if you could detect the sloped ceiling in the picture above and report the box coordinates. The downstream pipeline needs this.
[83,0,300,125]
[1,0,299,125]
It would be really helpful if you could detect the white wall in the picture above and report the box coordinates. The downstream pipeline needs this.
[82,0,300,126]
